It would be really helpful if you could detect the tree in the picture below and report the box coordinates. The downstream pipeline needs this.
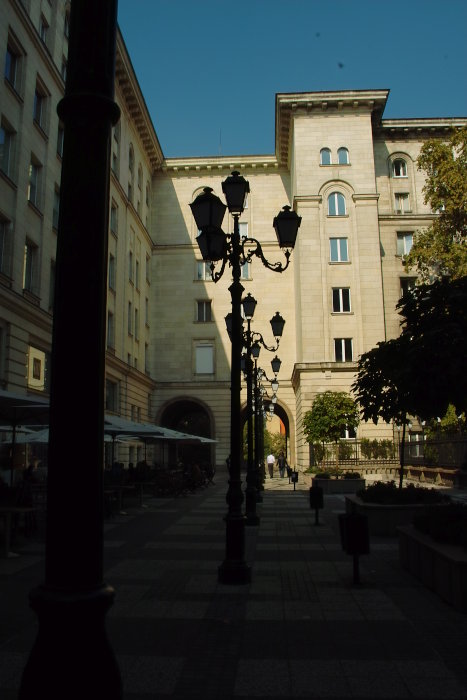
[352,276,467,486]
[303,391,360,471]
[404,126,467,281]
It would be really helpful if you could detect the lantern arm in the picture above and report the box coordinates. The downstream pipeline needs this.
[209,256,228,283]
[241,237,292,273]
[251,330,280,353]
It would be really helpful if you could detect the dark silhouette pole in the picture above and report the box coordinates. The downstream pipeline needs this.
[19,1,122,697]
[244,316,259,526]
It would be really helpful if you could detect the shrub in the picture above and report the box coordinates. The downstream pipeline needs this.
[314,470,331,479]
[342,471,362,479]
[357,480,449,505]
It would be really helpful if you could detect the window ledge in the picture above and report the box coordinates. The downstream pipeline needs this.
[23,289,41,306]
[331,312,354,316]
[327,214,349,219]
[329,261,351,265]
[27,200,44,218]
[4,78,23,104]
[0,169,17,190]
[33,120,48,142]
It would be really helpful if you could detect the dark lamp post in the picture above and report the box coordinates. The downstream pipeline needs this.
[242,292,257,320]
[190,186,227,230]
[273,205,302,248]
[196,226,226,262]
[251,341,261,359]
[189,171,300,584]
[270,312,285,339]
[222,170,250,213]
[271,355,281,375]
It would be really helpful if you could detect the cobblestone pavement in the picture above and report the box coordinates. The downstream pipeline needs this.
[1,470,467,698]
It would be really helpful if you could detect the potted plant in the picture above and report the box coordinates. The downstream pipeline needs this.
[346,481,450,536]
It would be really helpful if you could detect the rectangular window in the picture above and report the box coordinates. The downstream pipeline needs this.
[197,261,212,280]
[332,288,351,313]
[61,57,67,82]
[23,240,38,293]
[394,193,411,214]
[107,311,115,349]
[33,85,46,130]
[400,277,416,297]
[134,308,139,340]
[57,122,64,158]
[28,158,42,208]
[135,259,140,289]
[197,300,212,322]
[108,254,116,290]
[195,344,214,374]
[53,186,60,229]
[110,202,118,235]
[241,261,250,279]
[39,15,48,45]
[330,238,348,262]
[128,251,134,282]
[128,301,132,334]
[0,218,12,277]
[145,255,150,283]
[334,338,353,362]
[48,260,55,310]
[396,232,413,256]
[105,379,118,412]
[0,120,15,179]
[239,222,248,238]
[4,36,23,93]
[145,343,149,374]
[145,297,149,325]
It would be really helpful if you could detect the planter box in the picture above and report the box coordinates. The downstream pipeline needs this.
[398,525,467,612]
[345,495,445,537]
[312,478,365,495]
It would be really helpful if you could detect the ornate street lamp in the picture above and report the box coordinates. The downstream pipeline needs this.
[190,172,300,585]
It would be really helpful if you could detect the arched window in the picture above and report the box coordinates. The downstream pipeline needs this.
[320,148,332,165]
[392,159,407,177]
[328,192,346,216]
[338,147,349,165]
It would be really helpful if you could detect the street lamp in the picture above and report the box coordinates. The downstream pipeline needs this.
[239,294,285,526]
[190,171,301,585]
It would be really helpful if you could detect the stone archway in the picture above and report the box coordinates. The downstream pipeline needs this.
[159,399,214,469]
[241,401,293,466]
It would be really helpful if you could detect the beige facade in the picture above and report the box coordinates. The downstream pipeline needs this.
[1,1,466,471]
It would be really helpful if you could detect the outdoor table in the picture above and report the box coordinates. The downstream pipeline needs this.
[105,484,135,515]
[0,505,35,558]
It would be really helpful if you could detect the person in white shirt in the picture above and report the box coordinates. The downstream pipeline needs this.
[266,453,275,478]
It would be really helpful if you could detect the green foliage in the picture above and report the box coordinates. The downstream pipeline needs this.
[357,481,449,505]
[303,391,360,445]
[338,440,354,460]
[360,438,395,459]
[342,471,362,479]
[262,430,286,460]
[404,126,467,282]
[353,277,467,421]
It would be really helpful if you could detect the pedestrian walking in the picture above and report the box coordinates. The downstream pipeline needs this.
[277,451,287,478]
[266,453,275,478]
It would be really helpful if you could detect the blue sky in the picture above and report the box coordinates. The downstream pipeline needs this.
[117,0,467,159]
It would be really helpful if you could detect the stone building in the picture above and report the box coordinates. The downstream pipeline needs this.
[1,1,465,471]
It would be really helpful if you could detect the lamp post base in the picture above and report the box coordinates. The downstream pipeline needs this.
[19,584,122,699]
[245,514,260,527]
[218,560,251,585]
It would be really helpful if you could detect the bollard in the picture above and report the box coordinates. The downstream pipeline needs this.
[309,486,324,525]
[338,513,369,584]
[291,471,298,491]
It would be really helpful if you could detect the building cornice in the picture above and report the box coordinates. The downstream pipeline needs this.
[115,29,164,172]
[376,117,467,139]
[160,154,280,174]
[275,89,390,167]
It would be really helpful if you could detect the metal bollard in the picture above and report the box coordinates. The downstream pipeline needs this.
[309,486,324,525]
[338,512,369,584]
